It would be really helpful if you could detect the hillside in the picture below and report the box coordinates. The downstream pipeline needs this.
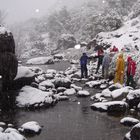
[95,16,140,51]
[10,0,137,59]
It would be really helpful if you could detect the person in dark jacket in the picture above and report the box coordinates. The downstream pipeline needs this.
[80,53,89,78]
[95,48,104,74]
[126,56,136,88]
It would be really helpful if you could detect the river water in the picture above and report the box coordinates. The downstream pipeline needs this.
[0,61,130,140]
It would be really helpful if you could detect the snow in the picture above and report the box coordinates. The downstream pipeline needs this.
[111,87,130,99]
[91,101,128,112]
[54,94,69,101]
[64,88,76,95]
[19,121,41,133]
[46,69,56,75]
[0,127,3,132]
[0,128,26,140]
[109,83,123,90]
[26,56,54,65]
[70,84,82,91]
[14,66,35,80]
[124,132,131,140]
[0,27,11,35]
[0,122,6,126]
[39,80,55,89]
[16,86,54,107]
[101,88,112,98]
[127,89,140,100]
[77,90,90,96]
[120,117,139,125]
[95,16,140,51]
[86,80,102,88]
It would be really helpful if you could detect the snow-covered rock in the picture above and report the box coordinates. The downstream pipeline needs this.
[13,66,35,89]
[111,87,131,100]
[39,80,55,90]
[126,89,140,108]
[26,56,54,65]
[54,77,71,88]
[54,94,69,101]
[57,87,67,93]
[125,122,140,140]
[65,65,78,75]
[77,90,90,97]
[53,54,64,60]
[70,59,79,64]
[90,93,107,102]
[35,74,46,83]
[46,69,56,75]
[109,83,123,91]
[124,132,131,140]
[64,88,76,96]
[91,101,128,112]
[85,80,102,88]
[19,121,41,134]
[100,84,108,89]
[15,66,35,80]
[16,86,55,108]
[45,73,54,79]
[101,88,112,98]
[70,84,82,91]
[0,128,26,140]
[120,117,139,126]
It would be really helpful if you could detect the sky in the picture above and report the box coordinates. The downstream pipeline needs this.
[0,0,59,24]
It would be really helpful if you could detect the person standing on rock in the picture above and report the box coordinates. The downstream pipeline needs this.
[80,53,89,78]
[102,52,111,79]
[126,56,136,88]
[95,47,104,74]
[114,53,125,85]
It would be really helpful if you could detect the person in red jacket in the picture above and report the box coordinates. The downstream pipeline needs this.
[126,56,136,88]
[110,46,119,53]
[95,47,104,74]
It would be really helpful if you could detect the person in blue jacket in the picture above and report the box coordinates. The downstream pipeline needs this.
[80,53,89,78]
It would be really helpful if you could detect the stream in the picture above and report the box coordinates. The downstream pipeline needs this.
[0,61,130,140]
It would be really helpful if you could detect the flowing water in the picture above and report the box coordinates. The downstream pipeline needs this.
[0,61,130,140]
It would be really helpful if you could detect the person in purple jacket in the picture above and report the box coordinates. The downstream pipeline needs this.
[80,53,89,78]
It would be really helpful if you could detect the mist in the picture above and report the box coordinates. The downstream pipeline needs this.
[0,0,88,24]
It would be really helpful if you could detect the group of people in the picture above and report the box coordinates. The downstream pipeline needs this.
[80,45,136,88]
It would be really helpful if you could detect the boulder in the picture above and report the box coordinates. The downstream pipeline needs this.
[0,27,18,91]
[91,101,128,113]
[26,56,54,65]
[13,66,35,89]
[77,90,90,97]
[125,123,140,140]
[64,88,76,96]
[16,86,55,108]
[0,27,15,53]
[0,127,26,140]
[53,54,64,60]
[126,89,140,108]
[19,121,41,135]
[39,80,55,90]
[109,83,123,91]
[54,77,71,88]
[111,87,131,100]
[120,117,139,127]
[57,87,67,93]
